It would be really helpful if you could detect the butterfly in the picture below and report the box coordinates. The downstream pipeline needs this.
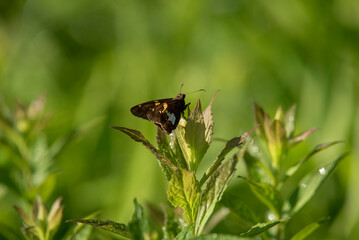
[130,93,190,134]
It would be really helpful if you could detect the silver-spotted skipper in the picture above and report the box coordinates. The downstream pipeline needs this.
[130,88,204,134]
[130,93,189,134]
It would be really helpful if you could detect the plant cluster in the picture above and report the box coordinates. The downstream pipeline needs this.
[0,97,57,202]
[67,93,344,240]
[0,97,98,239]
[9,93,345,240]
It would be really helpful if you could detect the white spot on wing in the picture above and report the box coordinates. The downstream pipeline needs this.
[166,112,176,125]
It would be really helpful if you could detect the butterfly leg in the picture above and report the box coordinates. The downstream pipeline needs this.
[182,103,191,119]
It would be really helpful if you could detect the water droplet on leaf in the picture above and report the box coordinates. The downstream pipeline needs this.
[319,167,326,175]
[268,212,276,221]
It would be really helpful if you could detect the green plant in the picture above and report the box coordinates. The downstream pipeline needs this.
[0,97,99,203]
[0,97,99,239]
[14,196,98,240]
[14,196,63,240]
[69,93,291,239]
[0,97,57,202]
[219,102,346,240]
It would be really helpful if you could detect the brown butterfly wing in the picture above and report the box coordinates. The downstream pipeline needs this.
[130,94,187,134]
[145,99,185,134]
[161,99,186,132]
[130,98,172,120]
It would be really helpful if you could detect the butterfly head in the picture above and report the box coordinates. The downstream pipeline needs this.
[174,93,185,100]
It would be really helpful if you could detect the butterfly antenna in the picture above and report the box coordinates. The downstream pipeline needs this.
[185,89,206,95]
[179,83,184,93]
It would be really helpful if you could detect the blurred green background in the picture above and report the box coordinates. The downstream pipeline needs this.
[0,0,358,239]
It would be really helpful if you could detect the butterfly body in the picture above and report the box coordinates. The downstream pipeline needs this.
[130,93,189,134]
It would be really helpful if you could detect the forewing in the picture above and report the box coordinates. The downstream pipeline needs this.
[130,98,172,120]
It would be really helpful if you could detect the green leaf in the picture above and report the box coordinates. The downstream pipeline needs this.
[274,106,284,121]
[221,195,258,225]
[265,120,286,168]
[239,177,282,216]
[176,100,208,171]
[239,219,286,237]
[128,199,149,240]
[202,90,218,145]
[290,217,329,240]
[253,102,269,140]
[195,156,238,235]
[167,169,201,224]
[64,211,99,240]
[66,219,130,238]
[199,126,257,187]
[33,195,48,226]
[283,104,296,138]
[283,141,342,182]
[112,126,175,180]
[47,197,63,237]
[287,153,347,215]
[14,205,35,227]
